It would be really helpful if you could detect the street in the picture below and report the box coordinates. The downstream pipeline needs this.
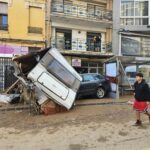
[0,96,150,150]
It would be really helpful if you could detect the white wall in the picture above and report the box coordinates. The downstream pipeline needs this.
[72,29,87,51]
[101,32,106,53]
[149,0,150,25]
[51,27,56,47]
[52,26,107,52]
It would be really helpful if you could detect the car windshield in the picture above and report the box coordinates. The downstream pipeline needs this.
[82,74,95,82]
[94,74,105,80]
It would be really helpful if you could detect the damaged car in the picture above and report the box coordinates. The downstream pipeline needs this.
[77,73,111,99]
[12,48,82,110]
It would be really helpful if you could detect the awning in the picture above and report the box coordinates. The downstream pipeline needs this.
[105,56,150,65]
[61,50,114,59]
[120,31,150,38]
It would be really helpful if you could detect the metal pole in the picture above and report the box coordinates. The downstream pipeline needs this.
[116,57,120,100]
[119,60,133,90]
[118,33,122,56]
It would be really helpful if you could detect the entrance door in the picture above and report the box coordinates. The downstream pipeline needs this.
[56,29,72,50]
[87,32,101,52]
[56,32,65,49]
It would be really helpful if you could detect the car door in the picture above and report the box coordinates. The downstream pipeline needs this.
[79,74,97,96]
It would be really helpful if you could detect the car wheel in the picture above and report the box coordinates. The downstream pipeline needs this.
[96,87,105,99]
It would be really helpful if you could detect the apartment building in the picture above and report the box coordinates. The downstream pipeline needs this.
[113,0,150,82]
[0,0,46,57]
[113,0,150,56]
[0,0,46,90]
[50,0,113,74]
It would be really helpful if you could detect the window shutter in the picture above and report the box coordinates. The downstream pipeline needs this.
[0,3,8,14]
[29,7,42,27]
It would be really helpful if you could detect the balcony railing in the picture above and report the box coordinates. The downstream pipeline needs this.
[0,24,8,31]
[28,26,43,34]
[51,37,112,53]
[51,2,112,22]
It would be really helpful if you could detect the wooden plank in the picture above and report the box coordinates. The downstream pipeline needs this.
[5,79,20,94]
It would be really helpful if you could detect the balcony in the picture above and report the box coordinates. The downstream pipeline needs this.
[28,26,43,34]
[51,37,112,55]
[0,24,8,31]
[51,2,112,28]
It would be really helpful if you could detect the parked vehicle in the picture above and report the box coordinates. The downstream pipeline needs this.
[13,48,82,109]
[77,73,110,99]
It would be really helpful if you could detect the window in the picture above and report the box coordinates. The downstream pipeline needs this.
[55,29,72,50]
[0,2,8,31]
[135,18,148,25]
[121,18,134,25]
[121,1,134,16]
[29,7,43,34]
[120,0,149,25]
[87,32,102,52]
[87,4,111,20]
[82,74,95,82]
[28,47,41,53]
[47,58,76,87]
[135,1,148,16]
[52,0,64,13]
[125,66,136,78]
[121,36,150,56]
[75,61,103,74]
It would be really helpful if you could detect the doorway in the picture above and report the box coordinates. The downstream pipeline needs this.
[87,32,102,52]
[56,29,72,50]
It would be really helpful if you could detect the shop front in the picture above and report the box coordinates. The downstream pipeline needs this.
[62,51,113,75]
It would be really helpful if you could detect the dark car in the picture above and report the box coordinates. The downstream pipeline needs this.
[77,73,110,99]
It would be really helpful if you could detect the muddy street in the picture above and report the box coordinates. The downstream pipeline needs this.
[0,97,150,150]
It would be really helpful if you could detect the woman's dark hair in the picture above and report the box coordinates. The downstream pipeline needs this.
[136,72,143,78]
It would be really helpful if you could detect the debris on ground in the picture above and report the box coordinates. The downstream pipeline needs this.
[40,100,68,115]
[0,94,20,104]
[0,48,82,115]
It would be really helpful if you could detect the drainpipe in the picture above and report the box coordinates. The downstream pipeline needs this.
[45,0,52,48]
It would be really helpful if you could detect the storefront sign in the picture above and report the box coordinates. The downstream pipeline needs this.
[72,58,81,67]
[0,45,28,57]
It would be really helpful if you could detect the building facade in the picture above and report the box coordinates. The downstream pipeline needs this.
[0,0,46,57]
[0,0,46,90]
[50,0,113,74]
[113,0,150,56]
[113,0,150,83]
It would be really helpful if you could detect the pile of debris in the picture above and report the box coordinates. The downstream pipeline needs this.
[0,48,82,115]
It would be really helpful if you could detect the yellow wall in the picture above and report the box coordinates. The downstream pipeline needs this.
[106,0,113,10]
[0,0,46,48]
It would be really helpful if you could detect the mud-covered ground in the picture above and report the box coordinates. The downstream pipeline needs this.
[0,96,150,150]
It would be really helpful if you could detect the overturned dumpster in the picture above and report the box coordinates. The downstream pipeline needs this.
[12,48,82,113]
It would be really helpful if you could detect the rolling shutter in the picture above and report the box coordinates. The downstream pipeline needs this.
[0,3,8,14]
